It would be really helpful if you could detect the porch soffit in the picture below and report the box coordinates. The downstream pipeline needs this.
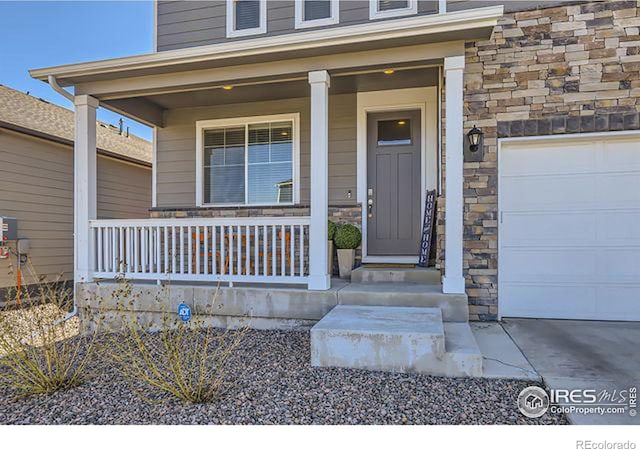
[29,6,501,127]
[30,5,501,88]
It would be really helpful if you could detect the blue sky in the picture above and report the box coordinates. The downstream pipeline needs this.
[0,0,154,140]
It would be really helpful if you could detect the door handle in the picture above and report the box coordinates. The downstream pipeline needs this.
[367,188,374,219]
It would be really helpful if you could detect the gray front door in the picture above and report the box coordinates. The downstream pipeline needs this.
[367,110,421,256]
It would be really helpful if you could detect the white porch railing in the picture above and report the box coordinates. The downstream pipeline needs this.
[90,217,310,285]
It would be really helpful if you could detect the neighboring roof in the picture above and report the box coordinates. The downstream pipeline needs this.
[0,85,151,165]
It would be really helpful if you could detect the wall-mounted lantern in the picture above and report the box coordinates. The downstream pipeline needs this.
[464,125,484,162]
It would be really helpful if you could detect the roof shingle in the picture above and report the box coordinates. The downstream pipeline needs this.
[0,85,151,164]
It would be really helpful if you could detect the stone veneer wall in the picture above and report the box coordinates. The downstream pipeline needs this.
[438,0,640,321]
[150,204,363,272]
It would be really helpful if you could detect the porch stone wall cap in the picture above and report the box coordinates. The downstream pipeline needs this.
[74,94,99,108]
[308,70,331,86]
[444,55,465,71]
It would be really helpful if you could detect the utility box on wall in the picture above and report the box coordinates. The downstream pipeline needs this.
[0,216,17,241]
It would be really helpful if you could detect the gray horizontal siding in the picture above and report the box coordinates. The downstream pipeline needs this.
[157,0,438,51]
[156,94,357,208]
[157,1,583,52]
[0,131,151,289]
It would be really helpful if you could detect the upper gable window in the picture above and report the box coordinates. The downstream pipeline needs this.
[295,0,339,29]
[369,0,417,20]
[226,0,267,38]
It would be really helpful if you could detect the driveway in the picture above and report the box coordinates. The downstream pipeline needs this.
[503,319,640,425]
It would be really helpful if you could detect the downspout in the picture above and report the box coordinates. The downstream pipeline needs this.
[48,75,78,323]
[48,75,75,102]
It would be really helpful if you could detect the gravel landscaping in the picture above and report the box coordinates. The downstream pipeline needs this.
[0,329,567,425]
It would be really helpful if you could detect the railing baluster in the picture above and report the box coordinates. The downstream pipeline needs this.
[164,227,169,274]
[221,225,226,275]
[299,224,304,276]
[171,226,176,274]
[244,225,250,276]
[290,225,295,277]
[128,227,132,273]
[97,227,103,273]
[112,227,118,273]
[179,226,184,274]
[271,225,276,277]
[263,225,267,277]
[236,225,241,276]
[254,225,259,276]
[147,226,153,273]
[155,226,161,275]
[195,226,201,275]
[133,227,138,273]
[280,224,285,276]
[212,225,217,275]
[203,225,208,275]
[227,225,232,275]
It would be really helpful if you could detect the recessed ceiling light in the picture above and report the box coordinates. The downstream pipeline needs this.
[398,120,406,125]
[383,69,395,75]
[222,85,233,90]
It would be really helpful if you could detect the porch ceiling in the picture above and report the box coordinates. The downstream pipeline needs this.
[145,67,440,109]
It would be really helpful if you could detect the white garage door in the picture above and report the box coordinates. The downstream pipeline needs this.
[499,133,640,321]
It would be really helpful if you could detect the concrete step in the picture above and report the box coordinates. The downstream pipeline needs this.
[337,282,468,322]
[442,323,483,378]
[351,266,441,285]
[310,305,483,378]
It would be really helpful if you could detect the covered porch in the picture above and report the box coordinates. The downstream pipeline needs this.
[30,6,502,293]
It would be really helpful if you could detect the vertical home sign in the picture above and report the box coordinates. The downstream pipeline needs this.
[417,190,436,268]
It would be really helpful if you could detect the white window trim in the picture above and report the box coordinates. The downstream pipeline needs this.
[196,113,300,208]
[369,0,418,20]
[226,0,267,38]
[295,0,340,29]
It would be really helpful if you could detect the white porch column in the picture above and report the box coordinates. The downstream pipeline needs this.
[308,70,331,290]
[74,95,99,284]
[442,55,466,294]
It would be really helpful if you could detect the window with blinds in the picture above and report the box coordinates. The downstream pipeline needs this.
[304,0,332,21]
[227,0,265,37]
[203,120,295,205]
[370,0,416,19]
[234,0,260,30]
[378,0,409,11]
[295,0,338,28]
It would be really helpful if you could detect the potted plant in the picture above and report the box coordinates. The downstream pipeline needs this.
[328,220,337,275]
[333,224,361,279]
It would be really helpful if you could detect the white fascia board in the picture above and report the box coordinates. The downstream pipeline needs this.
[30,5,503,84]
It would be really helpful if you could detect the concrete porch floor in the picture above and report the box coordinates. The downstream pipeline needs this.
[504,319,640,425]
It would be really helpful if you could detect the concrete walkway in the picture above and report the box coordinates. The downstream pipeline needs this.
[503,319,640,425]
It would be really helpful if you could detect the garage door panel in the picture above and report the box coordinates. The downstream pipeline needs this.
[595,286,640,320]
[502,284,598,320]
[598,173,640,207]
[501,143,598,176]
[600,211,640,243]
[599,248,640,280]
[499,134,640,321]
[602,139,640,170]
[503,211,597,246]
[502,248,597,282]
[502,174,598,211]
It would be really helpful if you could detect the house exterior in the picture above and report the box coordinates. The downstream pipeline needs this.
[29,0,640,325]
[0,85,152,298]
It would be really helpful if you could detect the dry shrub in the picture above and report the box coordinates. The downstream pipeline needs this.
[0,263,97,397]
[104,279,248,404]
